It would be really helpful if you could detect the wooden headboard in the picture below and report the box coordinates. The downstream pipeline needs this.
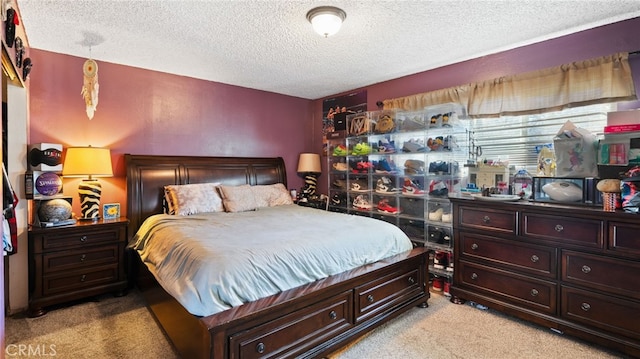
[125,154,287,237]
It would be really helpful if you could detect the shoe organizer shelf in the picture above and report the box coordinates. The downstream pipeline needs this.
[327,104,469,292]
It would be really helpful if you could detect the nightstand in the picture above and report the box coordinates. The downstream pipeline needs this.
[28,217,129,317]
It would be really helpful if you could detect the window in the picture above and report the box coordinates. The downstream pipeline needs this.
[466,103,617,172]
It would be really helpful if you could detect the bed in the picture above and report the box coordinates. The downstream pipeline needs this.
[125,154,429,359]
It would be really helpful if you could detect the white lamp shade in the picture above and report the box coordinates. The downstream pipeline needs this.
[297,153,322,173]
[307,6,346,37]
[62,146,113,178]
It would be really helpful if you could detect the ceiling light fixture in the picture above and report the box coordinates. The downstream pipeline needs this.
[306,6,346,38]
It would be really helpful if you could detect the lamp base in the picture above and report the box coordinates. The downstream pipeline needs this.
[300,173,319,199]
[78,179,102,220]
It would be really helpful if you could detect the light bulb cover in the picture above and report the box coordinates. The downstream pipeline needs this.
[306,6,346,37]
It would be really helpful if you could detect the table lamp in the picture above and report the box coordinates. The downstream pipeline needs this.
[62,146,113,220]
[297,153,322,200]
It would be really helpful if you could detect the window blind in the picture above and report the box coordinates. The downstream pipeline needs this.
[467,103,617,170]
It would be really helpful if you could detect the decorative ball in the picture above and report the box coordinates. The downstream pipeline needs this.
[35,172,62,196]
[38,199,72,222]
[596,178,621,193]
[542,181,583,202]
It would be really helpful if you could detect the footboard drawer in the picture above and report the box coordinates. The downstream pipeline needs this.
[229,291,353,359]
[355,265,423,323]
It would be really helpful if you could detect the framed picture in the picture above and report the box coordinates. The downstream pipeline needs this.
[103,203,120,220]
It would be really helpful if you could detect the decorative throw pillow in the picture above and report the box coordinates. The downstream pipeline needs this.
[218,184,259,212]
[164,182,223,215]
[251,183,294,207]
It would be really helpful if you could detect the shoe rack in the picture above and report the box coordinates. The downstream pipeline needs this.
[327,104,468,295]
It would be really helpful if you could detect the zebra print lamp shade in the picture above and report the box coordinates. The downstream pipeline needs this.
[62,146,113,220]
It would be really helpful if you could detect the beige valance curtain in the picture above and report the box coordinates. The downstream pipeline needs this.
[383,52,637,117]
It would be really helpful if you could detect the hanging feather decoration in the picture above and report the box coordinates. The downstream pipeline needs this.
[81,58,99,120]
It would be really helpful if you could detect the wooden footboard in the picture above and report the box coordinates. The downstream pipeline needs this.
[136,247,428,359]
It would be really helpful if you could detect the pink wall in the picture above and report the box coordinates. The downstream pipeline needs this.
[312,17,640,193]
[28,50,314,216]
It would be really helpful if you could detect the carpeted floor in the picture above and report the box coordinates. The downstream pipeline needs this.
[5,289,627,359]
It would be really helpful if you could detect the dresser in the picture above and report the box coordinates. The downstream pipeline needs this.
[28,218,129,317]
[449,197,640,357]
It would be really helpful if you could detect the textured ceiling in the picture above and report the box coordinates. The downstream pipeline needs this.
[16,0,640,100]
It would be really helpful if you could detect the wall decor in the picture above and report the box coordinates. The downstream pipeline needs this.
[81,58,99,119]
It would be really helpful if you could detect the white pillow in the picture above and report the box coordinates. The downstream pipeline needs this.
[218,184,258,212]
[164,182,223,215]
[251,183,294,207]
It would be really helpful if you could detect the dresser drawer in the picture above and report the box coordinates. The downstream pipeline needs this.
[36,227,122,252]
[43,245,120,274]
[609,221,640,256]
[562,250,640,300]
[459,232,557,278]
[355,266,423,323]
[229,291,353,359]
[522,214,603,248]
[458,260,557,314]
[42,264,119,296]
[458,207,516,234]
[561,286,640,341]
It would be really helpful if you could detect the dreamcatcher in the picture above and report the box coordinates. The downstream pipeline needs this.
[81,58,99,119]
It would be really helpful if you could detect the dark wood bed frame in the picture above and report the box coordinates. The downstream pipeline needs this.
[125,154,429,359]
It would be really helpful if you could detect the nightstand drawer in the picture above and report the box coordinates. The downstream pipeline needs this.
[43,245,120,274]
[42,264,119,296]
[522,214,603,248]
[40,227,122,251]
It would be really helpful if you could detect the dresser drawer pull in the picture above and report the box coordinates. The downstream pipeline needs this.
[80,275,86,282]
[581,302,591,311]
[554,224,564,232]
[329,310,337,320]
[256,342,265,354]
[482,216,491,223]
[581,265,591,274]
[80,235,88,242]
[471,243,479,250]
[408,276,415,284]
[367,295,374,303]
[530,254,539,263]
[530,288,539,297]
[80,254,86,262]
[471,273,478,280]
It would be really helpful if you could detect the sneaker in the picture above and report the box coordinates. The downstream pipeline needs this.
[333,162,348,171]
[352,161,373,173]
[402,139,427,153]
[444,281,451,297]
[350,179,369,192]
[377,198,400,214]
[433,251,447,269]
[404,159,425,174]
[442,212,453,223]
[432,276,444,291]
[332,179,346,189]
[399,115,425,131]
[351,142,371,155]
[353,194,372,210]
[429,226,445,244]
[375,177,399,194]
[429,180,449,197]
[332,144,347,156]
[428,208,443,221]
[403,178,426,196]
[446,251,454,272]
[331,193,347,206]
[377,137,396,153]
[374,158,397,174]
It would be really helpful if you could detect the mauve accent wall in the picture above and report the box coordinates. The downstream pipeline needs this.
[28,50,314,216]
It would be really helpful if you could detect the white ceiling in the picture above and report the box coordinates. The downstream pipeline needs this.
[16,0,640,100]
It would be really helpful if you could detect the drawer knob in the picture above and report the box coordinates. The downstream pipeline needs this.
[581,265,591,274]
[530,288,539,297]
[482,216,491,223]
[80,254,86,262]
[80,275,86,282]
[256,342,265,354]
[581,302,591,311]
[329,310,337,320]
[367,294,374,303]
[80,235,88,242]
[530,255,539,263]
[471,243,479,250]
[408,276,415,284]
[554,224,564,232]
[471,273,478,280]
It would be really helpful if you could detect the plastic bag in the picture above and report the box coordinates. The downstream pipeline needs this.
[553,120,598,177]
